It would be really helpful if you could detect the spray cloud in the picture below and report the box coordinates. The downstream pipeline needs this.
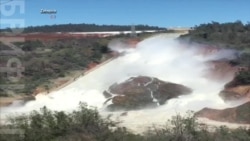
[0,33,241,132]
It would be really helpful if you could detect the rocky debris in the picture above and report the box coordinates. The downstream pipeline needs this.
[103,76,192,111]
[103,90,112,98]
[219,71,250,101]
[120,112,128,116]
[21,96,36,102]
[203,58,250,102]
[220,85,250,101]
[195,101,250,124]
[0,95,36,107]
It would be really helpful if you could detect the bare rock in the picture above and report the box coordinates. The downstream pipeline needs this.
[103,76,192,111]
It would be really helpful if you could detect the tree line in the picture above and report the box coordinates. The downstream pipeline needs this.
[1,103,249,141]
[180,21,250,49]
[1,23,165,33]
[180,21,250,85]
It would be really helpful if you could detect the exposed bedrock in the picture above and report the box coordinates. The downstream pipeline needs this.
[103,76,192,111]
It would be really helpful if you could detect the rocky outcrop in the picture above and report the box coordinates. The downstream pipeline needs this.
[198,59,250,125]
[103,76,192,111]
[219,71,250,101]
[195,102,250,124]
[220,85,250,101]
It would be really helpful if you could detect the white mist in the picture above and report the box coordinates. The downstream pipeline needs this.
[0,33,242,132]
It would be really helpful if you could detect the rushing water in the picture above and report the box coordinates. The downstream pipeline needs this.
[0,33,244,133]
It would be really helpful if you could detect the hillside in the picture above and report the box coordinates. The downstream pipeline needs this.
[180,21,250,50]
[1,23,250,141]
[0,31,162,106]
[180,21,250,124]
[0,36,113,99]
[180,21,250,85]
[196,102,250,124]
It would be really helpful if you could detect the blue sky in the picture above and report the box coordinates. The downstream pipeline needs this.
[0,0,250,29]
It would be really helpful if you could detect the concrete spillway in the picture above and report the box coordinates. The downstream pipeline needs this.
[1,33,248,133]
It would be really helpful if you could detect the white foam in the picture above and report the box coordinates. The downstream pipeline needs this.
[0,33,244,133]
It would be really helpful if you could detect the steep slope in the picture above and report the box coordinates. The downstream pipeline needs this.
[220,71,250,101]
[196,101,250,124]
